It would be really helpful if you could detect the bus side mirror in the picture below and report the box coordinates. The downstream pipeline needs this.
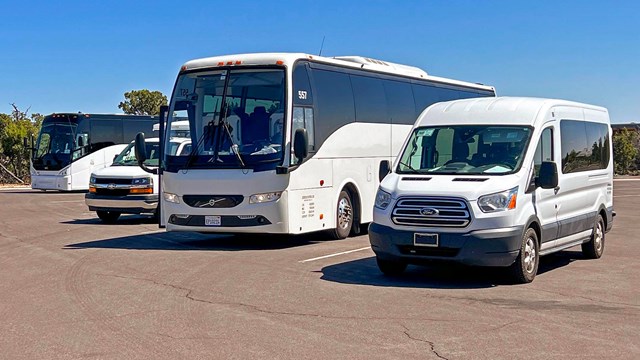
[379,160,391,181]
[293,128,308,162]
[536,161,558,189]
[135,132,157,175]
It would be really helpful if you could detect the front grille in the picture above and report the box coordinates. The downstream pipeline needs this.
[391,197,471,228]
[95,188,130,196]
[182,195,244,208]
[94,178,132,185]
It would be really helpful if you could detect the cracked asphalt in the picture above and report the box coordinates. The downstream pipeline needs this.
[0,179,638,359]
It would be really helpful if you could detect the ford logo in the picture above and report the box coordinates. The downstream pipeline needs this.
[420,208,439,216]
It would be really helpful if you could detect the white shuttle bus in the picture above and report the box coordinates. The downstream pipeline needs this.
[136,53,495,238]
[30,113,157,191]
[369,97,614,283]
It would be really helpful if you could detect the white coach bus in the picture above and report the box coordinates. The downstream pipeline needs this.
[30,113,157,191]
[135,53,495,238]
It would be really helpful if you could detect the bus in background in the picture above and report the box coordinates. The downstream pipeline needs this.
[135,53,495,238]
[30,113,157,191]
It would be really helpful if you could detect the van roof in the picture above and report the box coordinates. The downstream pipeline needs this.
[416,97,609,127]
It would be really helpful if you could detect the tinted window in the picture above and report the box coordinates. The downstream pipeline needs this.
[350,74,388,123]
[383,79,415,125]
[561,120,610,173]
[90,119,123,151]
[310,68,355,147]
[123,118,156,142]
[412,84,440,116]
[293,62,313,106]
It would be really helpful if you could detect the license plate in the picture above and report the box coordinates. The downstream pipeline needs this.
[414,233,438,247]
[204,215,221,226]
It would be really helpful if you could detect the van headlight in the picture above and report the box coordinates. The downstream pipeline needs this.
[89,175,97,184]
[164,192,180,204]
[132,177,152,186]
[250,192,282,204]
[375,189,392,209]
[478,186,518,213]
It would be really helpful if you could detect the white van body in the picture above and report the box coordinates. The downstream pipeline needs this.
[369,97,614,283]
[85,137,191,223]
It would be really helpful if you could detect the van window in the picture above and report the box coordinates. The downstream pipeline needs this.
[533,128,553,176]
[560,120,610,173]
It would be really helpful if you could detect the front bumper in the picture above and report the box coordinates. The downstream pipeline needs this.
[368,223,523,267]
[85,193,158,214]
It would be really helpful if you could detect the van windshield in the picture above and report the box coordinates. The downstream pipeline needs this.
[397,125,532,175]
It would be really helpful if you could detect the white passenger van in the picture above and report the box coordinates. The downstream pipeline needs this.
[86,137,191,223]
[369,97,614,283]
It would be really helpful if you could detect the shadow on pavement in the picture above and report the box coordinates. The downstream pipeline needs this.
[320,250,584,289]
[64,231,323,251]
[62,215,158,226]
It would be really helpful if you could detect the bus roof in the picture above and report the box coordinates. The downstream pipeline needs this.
[181,52,495,92]
[46,113,159,120]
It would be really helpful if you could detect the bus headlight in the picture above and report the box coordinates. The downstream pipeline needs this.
[478,186,518,213]
[164,192,180,204]
[250,192,282,204]
[374,188,392,209]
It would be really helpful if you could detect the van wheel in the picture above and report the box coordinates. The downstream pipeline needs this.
[97,211,120,224]
[329,190,353,240]
[507,228,539,284]
[376,257,407,276]
[582,214,605,259]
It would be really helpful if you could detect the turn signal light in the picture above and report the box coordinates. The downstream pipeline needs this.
[88,187,96,193]
[130,188,153,194]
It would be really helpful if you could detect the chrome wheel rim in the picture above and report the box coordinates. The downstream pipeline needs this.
[594,221,604,252]
[524,237,536,273]
[338,197,352,229]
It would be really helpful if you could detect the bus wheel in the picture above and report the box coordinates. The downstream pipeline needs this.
[97,211,121,224]
[582,214,605,259]
[330,190,353,240]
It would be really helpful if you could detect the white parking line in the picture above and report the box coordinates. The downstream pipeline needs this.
[299,246,371,263]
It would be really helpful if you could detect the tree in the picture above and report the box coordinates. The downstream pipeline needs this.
[118,89,167,116]
[613,128,639,174]
[0,104,42,183]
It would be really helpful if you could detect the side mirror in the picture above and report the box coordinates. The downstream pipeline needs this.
[379,160,391,181]
[293,128,308,162]
[135,132,157,174]
[536,161,558,189]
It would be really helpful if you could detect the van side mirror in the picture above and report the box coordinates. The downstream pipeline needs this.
[135,132,157,175]
[293,128,309,162]
[536,161,558,189]
[379,160,391,181]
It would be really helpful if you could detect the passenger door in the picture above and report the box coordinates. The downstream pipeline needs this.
[531,126,559,252]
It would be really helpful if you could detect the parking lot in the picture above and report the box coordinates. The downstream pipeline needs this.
[0,179,638,359]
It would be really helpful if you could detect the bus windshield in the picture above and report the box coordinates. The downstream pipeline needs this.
[32,118,82,171]
[397,125,532,175]
[164,68,285,170]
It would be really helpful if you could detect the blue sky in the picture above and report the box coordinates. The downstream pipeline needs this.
[1,0,638,123]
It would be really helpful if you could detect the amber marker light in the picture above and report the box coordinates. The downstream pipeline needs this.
[235,60,242,65]
[319,214,324,220]
[276,60,284,65]
[88,187,96,193]
[130,188,153,194]
[217,62,224,66]
[508,193,517,210]
[180,65,187,71]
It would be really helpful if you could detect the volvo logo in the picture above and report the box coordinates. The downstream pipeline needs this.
[107,183,116,190]
[420,208,439,216]
[200,198,226,207]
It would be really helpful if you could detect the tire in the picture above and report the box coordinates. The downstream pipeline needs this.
[582,214,605,259]
[329,190,353,240]
[376,257,407,276]
[96,210,121,224]
[507,227,539,284]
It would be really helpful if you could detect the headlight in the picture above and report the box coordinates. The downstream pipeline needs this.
[164,192,180,204]
[375,188,392,209]
[478,186,518,213]
[89,176,97,184]
[132,177,152,186]
[250,192,282,204]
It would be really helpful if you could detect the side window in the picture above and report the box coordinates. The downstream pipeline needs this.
[350,74,387,123]
[382,79,415,125]
[533,127,553,176]
[290,106,315,165]
[561,120,609,173]
[293,62,313,106]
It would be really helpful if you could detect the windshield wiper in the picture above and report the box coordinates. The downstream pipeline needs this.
[398,160,420,173]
